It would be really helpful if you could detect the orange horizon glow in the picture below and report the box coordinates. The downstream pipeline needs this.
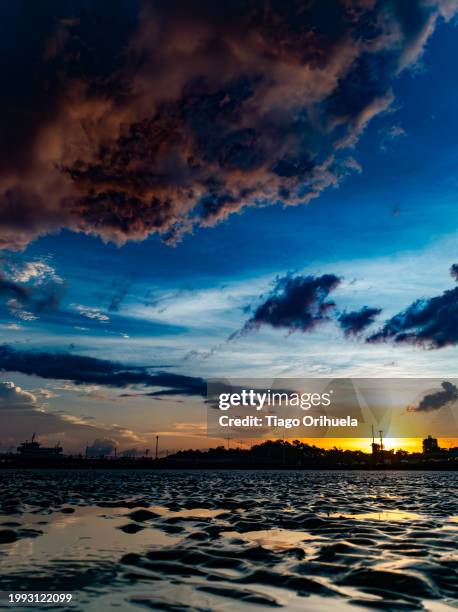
[282,437,458,452]
[217,437,458,453]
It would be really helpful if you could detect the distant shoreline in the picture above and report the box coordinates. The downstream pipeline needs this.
[5,437,457,471]
[1,461,456,471]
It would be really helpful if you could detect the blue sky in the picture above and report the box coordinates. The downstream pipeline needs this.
[0,1,457,452]
[9,19,458,371]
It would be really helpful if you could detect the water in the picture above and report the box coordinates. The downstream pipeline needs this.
[0,470,456,611]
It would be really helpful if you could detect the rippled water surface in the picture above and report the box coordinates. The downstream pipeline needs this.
[0,470,456,611]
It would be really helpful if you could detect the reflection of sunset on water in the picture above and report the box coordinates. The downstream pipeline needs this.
[0,470,456,610]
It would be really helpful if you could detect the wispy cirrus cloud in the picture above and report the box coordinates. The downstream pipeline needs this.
[379,124,407,151]
[72,304,110,322]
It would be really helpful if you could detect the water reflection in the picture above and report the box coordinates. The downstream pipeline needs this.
[222,527,317,551]
[328,509,422,521]
[149,505,226,519]
[0,470,456,611]
[1,506,179,574]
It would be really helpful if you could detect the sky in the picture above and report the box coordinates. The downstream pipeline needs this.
[0,0,457,454]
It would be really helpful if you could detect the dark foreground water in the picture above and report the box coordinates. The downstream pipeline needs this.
[0,470,456,611]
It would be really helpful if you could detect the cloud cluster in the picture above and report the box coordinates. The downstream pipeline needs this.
[367,286,458,348]
[0,258,65,321]
[0,0,455,248]
[0,381,36,409]
[237,263,458,349]
[85,438,117,457]
[338,306,382,337]
[240,274,341,334]
[8,260,63,285]
[72,304,110,322]
[0,381,140,452]
[408,381,458,412]
[0,345,205,395]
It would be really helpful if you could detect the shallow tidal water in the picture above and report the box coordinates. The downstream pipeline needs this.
[0,470,456,611]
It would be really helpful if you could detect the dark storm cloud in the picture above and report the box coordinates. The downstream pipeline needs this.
[0,0,455,248]
[338,306,382,336]
[367,286,458,349]
[240,274,341,334]
[0,345,206,395]
[451,264,458,281]
[408,381,458,412]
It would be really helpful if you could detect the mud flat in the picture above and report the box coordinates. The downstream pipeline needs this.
[0,470,456,611]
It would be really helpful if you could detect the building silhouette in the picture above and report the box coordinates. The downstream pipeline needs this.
[371,426,384,457]
[423,435,440,454]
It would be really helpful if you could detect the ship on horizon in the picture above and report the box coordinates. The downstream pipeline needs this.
[17,434,63,460]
